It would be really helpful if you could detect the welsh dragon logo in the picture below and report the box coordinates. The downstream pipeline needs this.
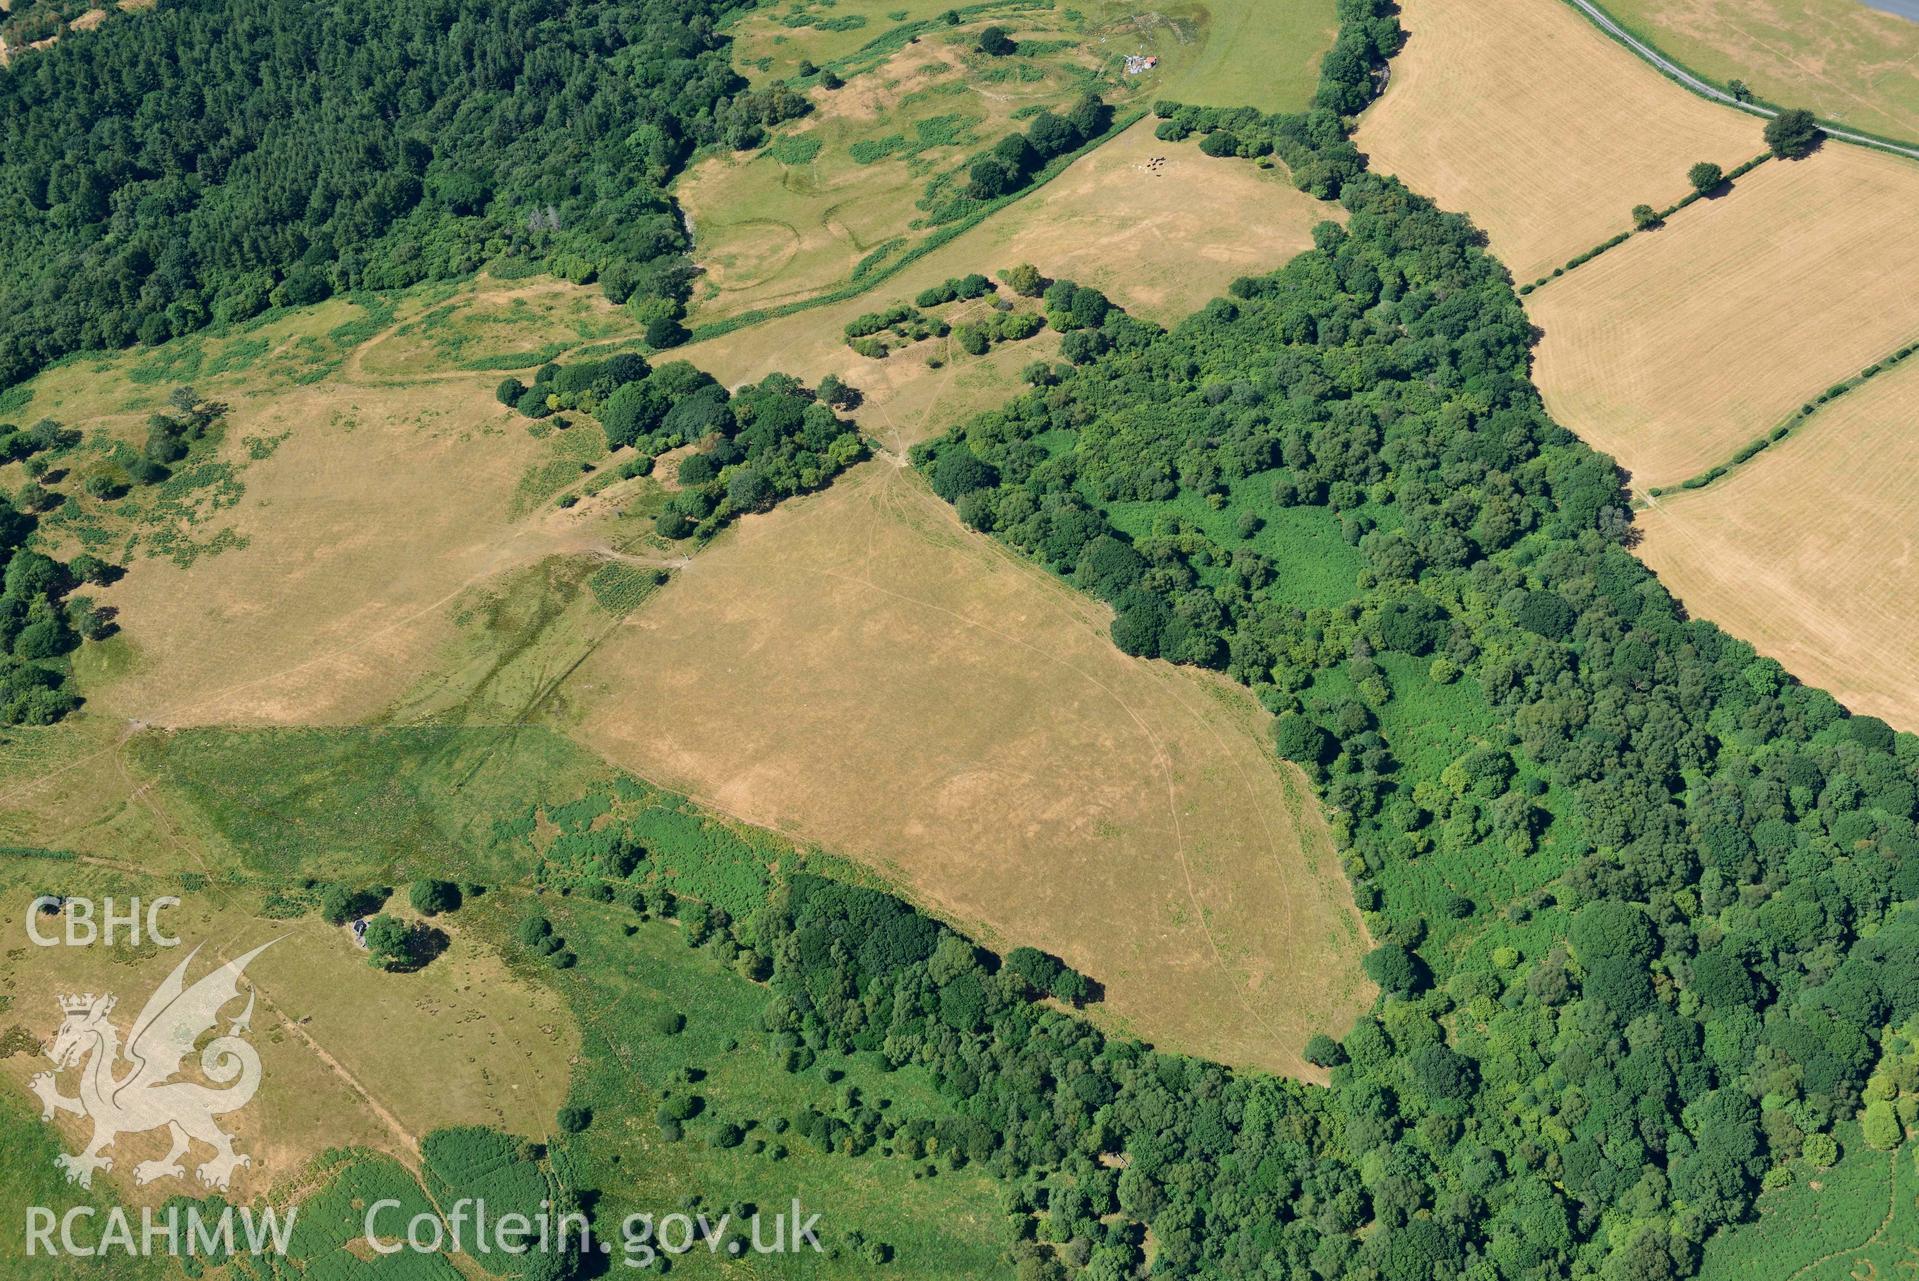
[29,940,275,1191]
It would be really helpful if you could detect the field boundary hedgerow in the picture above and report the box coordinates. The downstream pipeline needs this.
[1558,0,1919,161]
[1520,150,1770,295]
[1645,331,1919,498]
[682,106,1148,347]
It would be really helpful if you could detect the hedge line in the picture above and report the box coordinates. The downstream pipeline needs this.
[682,108,1148,349]
[1519,152,1770,296]
[1647,336,1919,498]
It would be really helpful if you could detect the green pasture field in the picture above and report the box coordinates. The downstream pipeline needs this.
[2,719,1018,1278]
[1595,0,1919,146]
[680,6,1119,321]
[729,0,1337,115]
[532,896,1016,1276]
[1149,0,1338,113]
[0,1089,166,1281]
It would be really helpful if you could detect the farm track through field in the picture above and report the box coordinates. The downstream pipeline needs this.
[1563,0,1919,160]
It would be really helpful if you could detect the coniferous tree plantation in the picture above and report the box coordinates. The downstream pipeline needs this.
[0,0,805,387]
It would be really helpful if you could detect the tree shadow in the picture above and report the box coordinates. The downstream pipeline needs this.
[383,924,450,973]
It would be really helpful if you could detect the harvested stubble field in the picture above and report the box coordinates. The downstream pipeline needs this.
[1634,355,1919,731]
[1354,0,1762,285]
[1528,145,1919,487]
[562,462,1375,1076]
[1601,0,1919,146]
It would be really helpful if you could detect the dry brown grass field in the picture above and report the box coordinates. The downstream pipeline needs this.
[969,120,1334,323]
[80,379,615,727]
[349,278,632,381]
[3,116,1319,736]
[1354,0,1762,285]
[0,281,659,728]
[682,115,1327,333]
[560,462,1376,1076]
[0,858,573,1201]
[1635,357,1919,729]
[677,119,1335,449]
[0,120,1364,1079]
[1528,145,1919,488]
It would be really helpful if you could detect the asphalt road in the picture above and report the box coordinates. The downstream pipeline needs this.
[1563,0,1919,162]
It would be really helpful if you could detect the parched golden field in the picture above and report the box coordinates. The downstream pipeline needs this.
[1601,0,1919,145]
[1354,0,1763,284]
[677,119,1337,450]
[561,463,1376,1076]
[0,858,574,1200]
[0,109,1365,1083]
[1528,145,1919,487]
[1,280,659,728]
[1635,356,1919,729]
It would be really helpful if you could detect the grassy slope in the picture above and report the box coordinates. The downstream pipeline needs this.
[1,723,1017,1278]
[1596,0,1919,145]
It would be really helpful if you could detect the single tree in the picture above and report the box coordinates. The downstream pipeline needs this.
[966,156,1016,200]
[409,878,462,916]
[1765,107,1821,159]
[320,884,385,925]
[1687,161,1723,193]
[1303,1033,1347,1068]
[1362,942,1423,996]
[363,915,420,971]
[976,25,1015,55]
[1000,263,1045,297]
[1631,204,1661,231]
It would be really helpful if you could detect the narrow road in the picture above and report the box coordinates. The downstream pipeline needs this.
[1564,0,1919,162]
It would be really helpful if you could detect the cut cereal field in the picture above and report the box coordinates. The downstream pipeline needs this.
[1598,0,1919,146]
[1528,144,1919,487]
[1634,354,1919,730]
[559,462,1376,1077]
[1354,0,1763,284]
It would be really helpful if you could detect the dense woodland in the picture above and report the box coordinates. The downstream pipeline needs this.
[500,349,867,538]
[0,0,805,387]
[5,0,1910,1274]
[899,1,1919,1274]
[0,408,113,723]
